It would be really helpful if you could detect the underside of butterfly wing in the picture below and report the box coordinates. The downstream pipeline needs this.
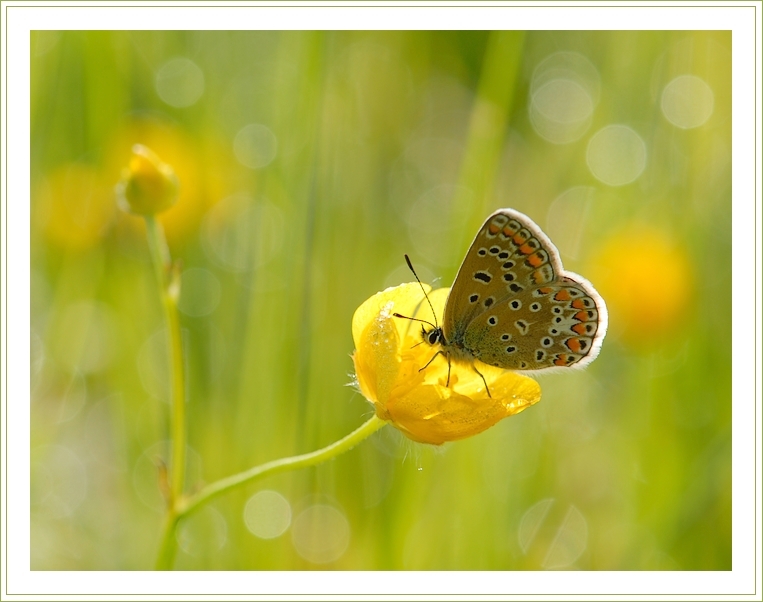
[462,279,606,371]
[441,208,607,372]
[443,209,560,339]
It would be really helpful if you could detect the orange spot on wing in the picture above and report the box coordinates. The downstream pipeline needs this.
[566,338,582,353]
[502,225,516,237]
[572,323,588,335]
[527,253,544,267]
[571,298,587,309]
[513,233,527,245]
[488,223,500,234]
[538,286,554,295]
[554,289,571,302]
[574,311,590,322]
[554,355,569,366]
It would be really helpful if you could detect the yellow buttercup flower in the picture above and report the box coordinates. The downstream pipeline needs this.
[106,119,232,247]
[351,283,542,445]
[35,163,115,251]
[588,224,693,345]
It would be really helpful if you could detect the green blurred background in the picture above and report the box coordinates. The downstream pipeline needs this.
[30,30,731,570]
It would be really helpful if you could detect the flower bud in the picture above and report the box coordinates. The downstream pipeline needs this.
[115,144,179,216]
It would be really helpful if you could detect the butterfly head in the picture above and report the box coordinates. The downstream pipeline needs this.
[422,325,444,347]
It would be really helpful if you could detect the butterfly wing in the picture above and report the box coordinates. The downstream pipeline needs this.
[443,208,607,372]
[443,209,560,339]
[462,276,607,371]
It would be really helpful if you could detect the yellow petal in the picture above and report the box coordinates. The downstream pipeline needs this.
[351,282,432,350]
[353,309,401,412]
[386,372,540,445]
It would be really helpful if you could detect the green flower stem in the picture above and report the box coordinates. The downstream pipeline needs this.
[154,414,387,570]
[180,414,386,516]
[155,511,181,571]
[144,216,186,503]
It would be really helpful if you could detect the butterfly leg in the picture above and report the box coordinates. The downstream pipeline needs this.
[420,351,455,389]
[420,350,445,372]
[472,364,491,398]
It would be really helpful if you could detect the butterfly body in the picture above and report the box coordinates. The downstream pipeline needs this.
[420,208,607,378]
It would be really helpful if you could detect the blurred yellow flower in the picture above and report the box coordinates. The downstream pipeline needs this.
[35,163,115,251]
[115,144,179,216]
[351,283,542,445]
[589,224,693,344]
[105,119,219,247]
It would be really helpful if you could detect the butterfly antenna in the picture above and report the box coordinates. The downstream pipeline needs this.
[391,313,435,330]
[404,254,439,328]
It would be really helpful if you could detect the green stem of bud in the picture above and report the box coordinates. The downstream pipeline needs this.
[144,215,187,532]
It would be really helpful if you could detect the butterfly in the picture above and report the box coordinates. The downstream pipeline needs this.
[397,208,608,395]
